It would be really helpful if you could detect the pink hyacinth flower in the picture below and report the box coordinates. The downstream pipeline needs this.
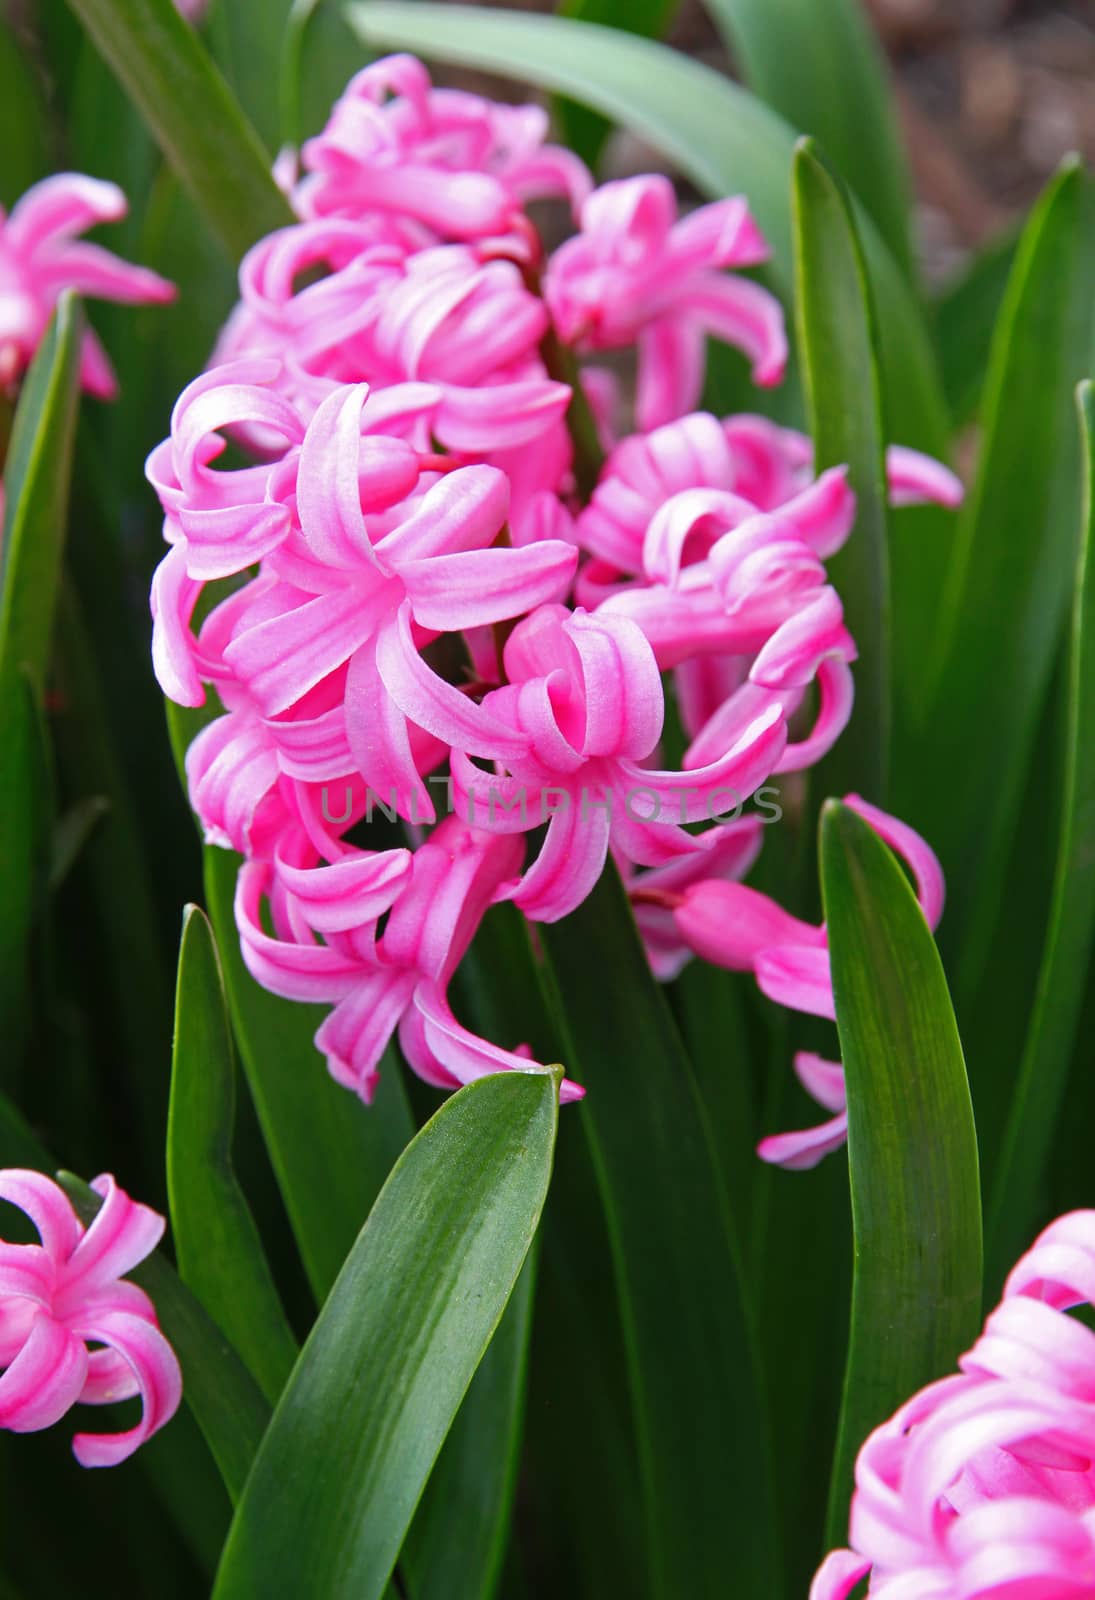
[0,1170,181,1466]
[295,54,590,240]
[672,794,945,1169]
[235,816,583,1103]
[815,1210,1095,1599]
[575,411,962,601]
[626,816,764,980]
[450,603,788,923]
[545,177,788,430]
[0,174,174,398]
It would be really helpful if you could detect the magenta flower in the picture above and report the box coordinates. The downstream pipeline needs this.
[545,177,787,430]
[235,816,583,1103]
[670,794,945,1168]
[0,1170,181,1466]
[815,1210,1095,1598]
[627,816,764,980]
[294,54,591,240]
[0,174,174,398]
[451,604,787,922]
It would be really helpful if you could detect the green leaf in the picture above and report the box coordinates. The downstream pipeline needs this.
[212,1071,560,1600]
[909,162,1094,998]
[205,0,294,153]
[987,384,1095,1285]
[168,905,298,1405]
[538,865,779,1600]
[60,1172,272,1504]
[933,226,1020,428]
[203,844,415,1303]
[821,801,982,1542]
[703,0,914,281]
[402,1249,537,1600]
[0,293,83,693]
[63,0,293,259]
[347,3,949,458]
[0,295,82,1062]
[553,0,680,168]
[793,140,890,802]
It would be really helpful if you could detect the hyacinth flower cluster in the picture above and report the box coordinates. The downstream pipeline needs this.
[149,52,963,1140]
[0,1171,180,1465]
[815,1210,1095,1599]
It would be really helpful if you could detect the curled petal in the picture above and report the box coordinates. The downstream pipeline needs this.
[0,1313,88,1433]
[844,794,945,931]
[61,1174,164,1302]
[412,981,585,1101]
[69,1310,181,1467]
[755,946,835,1020]
[314,971,418,1100]
[757,1112,849,1172]
[886,444,964,509]
[0,1170,83,1261]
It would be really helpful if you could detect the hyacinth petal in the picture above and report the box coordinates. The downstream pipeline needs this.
[670,196,769,271]
[296,385,377,569]
[636,316,707,432]
[885,444,964,509]
[399,540,578,631]
[780,466,857,558]
[344,641,435,823]
[235,862,365,1001]
[275,848,413,933]
[674,880,824,970]
[69,1310,182,1468]
[622,701,787,823]
[62,1175,165,1299]
[1003,1210,1095,1309]
[568,610,664,759]
[77,328,120,401]
[315,972,418,1100]
[412,980,585,1101]
[374,465,510,565]
[809,1550,872,1600]
[795,1051,847,1113]
[775,657,856,774]
[4,173,127,252]
[376,605,527,760]
[844,794,945,931]
[757,1113,850,1172]
[0,1313,88,1432]
[150,543,204,706]
[755,946,835,1020]
[33,240,175,306]
[434,379,572,452]
[749,586,854,690]
[0,1244,54,1307]
[642,486,759,588]
[688,275,789,388]
[224,584,390,718]
[510,796,611,924]
[0,1169,84,1260]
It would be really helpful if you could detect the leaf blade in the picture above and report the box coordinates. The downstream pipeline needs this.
[212,1071,560,1600]
[168,905,298,1405]
[821,801,982,1542]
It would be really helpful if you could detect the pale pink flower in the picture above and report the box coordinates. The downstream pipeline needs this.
[545,177,787,430]
[294,54,590,240]
[815,1210,1095,1599]
[0,174,174,398]
[450,604,788,922]
[0,1170,181,1466]
[670,794,945,1168]
[235,816,583,1103]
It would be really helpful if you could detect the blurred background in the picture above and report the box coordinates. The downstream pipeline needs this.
[434,0,1095,284]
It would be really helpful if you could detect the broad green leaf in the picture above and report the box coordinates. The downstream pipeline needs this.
[538,865,779,1600]
[933,226,1020,428]
[204,844,414,1302]
[60,1172,272,1504]
[793,140,890,803]
[0,296,82,1061]
[987,384,1095,1285]
[821,801,982,1542]
[553,0,680,168]
[348,3,949,459]
[212,1070,560,1600]
[63,0,293,259]
[910,162,1093,998]
[704,0,914,280]
[206,0,294,153]
[402,1250,536,1600]
[0,22,50,204]
[168,905,298,1404]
